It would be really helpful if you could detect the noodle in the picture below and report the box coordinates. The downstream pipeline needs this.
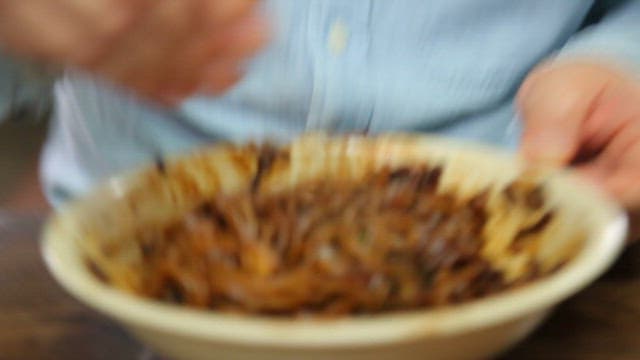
[133,151,555,317]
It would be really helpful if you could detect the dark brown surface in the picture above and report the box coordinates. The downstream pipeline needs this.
[0,215,144,360]
[0,213,639,360]
[0,120,48,211]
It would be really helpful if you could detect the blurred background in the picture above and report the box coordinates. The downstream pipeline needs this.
[0,118,48,213]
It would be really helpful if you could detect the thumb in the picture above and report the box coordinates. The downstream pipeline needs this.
[517,64,600,167]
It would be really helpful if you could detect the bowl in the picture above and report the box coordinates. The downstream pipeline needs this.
[42,134,627,360]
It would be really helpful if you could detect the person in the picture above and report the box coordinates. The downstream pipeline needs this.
[0,1,639,232]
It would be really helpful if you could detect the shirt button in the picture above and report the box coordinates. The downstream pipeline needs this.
[328,19,349,55]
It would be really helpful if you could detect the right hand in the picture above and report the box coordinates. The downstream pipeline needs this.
[0,0,268,104]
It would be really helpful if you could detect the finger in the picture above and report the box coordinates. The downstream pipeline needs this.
[58,0,152,65]
[172,14,268,94]
[574,82,640,184]
[153,76,203,104]
[0,0,150,64]
[0,0,82,60]
[198,59,243,94]
[78,0,262,101]
[215,13,269,59]
[90,0,200,95]
[581,81,640,151]
[146,62,241,104]
[56,0,150,36]
[201,0,258,26]
[577,119,640,206]
[517,65,607,167]
[150,70,240,104]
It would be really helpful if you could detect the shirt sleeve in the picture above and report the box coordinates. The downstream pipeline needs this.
[557,0,640,75]
[0,52,55,123]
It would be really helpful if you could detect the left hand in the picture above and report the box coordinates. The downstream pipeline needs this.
[517,59,640,239]
[0,0,267,105]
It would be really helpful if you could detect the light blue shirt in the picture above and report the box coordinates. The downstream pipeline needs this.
[3,0,639,206]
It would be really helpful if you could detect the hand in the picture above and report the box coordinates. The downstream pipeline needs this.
[518,60,640,239]
[0,0,267,104]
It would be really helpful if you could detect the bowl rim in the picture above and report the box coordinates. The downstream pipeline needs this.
[41,136,629,348]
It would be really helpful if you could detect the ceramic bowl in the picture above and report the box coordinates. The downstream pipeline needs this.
[42,134,627,360]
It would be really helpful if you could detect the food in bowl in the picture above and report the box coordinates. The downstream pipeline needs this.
[89,143,564,317]
[43,134,627,360]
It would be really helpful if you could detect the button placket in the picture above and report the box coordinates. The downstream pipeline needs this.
[328,18,349,56]
[306,1,374,132]
[305,1,332,131]
[325,1,374,132]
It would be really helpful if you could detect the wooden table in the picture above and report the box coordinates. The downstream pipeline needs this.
[2,213,640,360]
